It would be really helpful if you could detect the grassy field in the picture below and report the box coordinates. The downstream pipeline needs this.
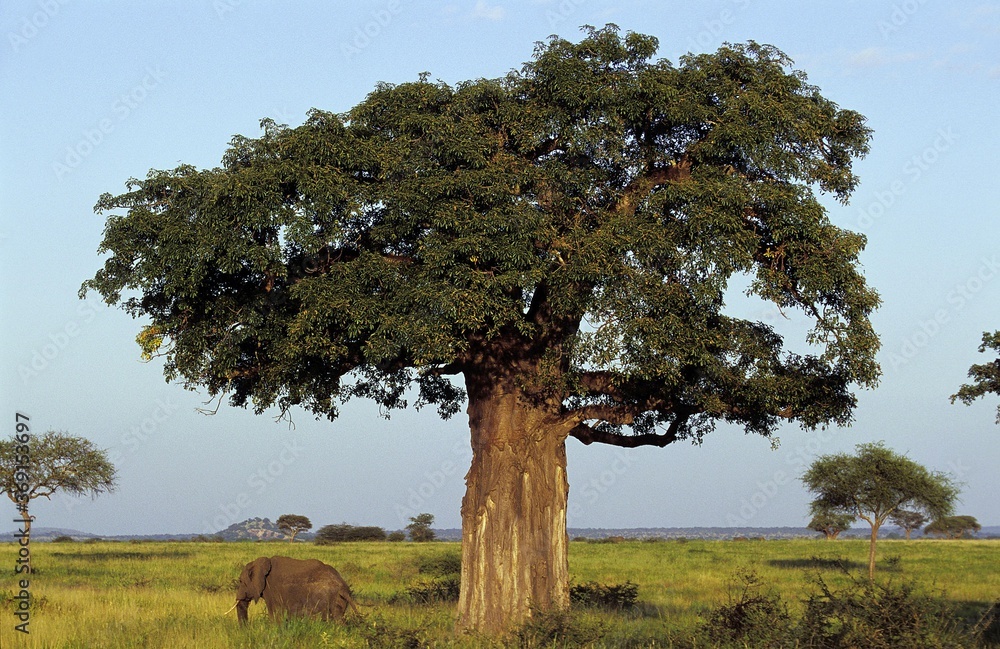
[0,538,997,648]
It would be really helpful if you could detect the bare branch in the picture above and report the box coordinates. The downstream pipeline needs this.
[568,420,683,448]
[426,362,464,376]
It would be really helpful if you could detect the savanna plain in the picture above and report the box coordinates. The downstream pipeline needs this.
[1,538,997,648]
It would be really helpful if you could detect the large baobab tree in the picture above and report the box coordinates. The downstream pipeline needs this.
[82,27,879,632]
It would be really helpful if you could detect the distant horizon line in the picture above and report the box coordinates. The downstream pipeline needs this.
[5,524,999,538]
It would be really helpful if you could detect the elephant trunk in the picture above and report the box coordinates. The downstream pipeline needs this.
[236,599,249,624]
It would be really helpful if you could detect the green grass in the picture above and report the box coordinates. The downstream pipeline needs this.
[0,538,996,647]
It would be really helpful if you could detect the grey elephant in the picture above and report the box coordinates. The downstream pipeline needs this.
[232,556,358,623]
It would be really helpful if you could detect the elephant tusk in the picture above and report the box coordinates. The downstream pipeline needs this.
[223,601,239,616]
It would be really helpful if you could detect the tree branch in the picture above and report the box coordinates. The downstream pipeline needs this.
[528,136,561,160]
[568,412,689,448]
[426,362,464,376]
[612,154,692,217]
[577,371,621,397]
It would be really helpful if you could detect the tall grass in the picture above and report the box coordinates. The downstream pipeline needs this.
[0,538,996,647]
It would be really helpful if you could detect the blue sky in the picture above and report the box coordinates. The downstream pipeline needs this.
[1,1,998,536]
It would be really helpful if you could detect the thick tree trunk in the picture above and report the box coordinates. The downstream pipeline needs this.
[456,386,570,634]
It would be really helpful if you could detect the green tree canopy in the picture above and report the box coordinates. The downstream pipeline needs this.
[924,515,981,539]
[81,26,879,632]
[807,507,855,540]
[407,513,436,542]
[275,514,312,542]
[0,430,118,520]
[889,509,927,540]
[952,331,1000,422]
[315,523,387,543]
[802,442,957,578]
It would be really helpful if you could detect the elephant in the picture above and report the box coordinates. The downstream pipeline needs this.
[233,556,358,624]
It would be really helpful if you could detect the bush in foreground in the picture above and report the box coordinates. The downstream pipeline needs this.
[569,581,639,609]
[699,568,983,649]
[510,608,606,648]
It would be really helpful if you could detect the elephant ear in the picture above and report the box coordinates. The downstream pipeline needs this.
[244,557,271,603]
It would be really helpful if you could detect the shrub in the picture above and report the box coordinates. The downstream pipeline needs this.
[700,568,793,647]
[569,581,638,609]
[700,568,982,649]
[974,600,1000,646]
[50,535,75,543]
[511,608,606,648]
[387,530,406,542]
[390,575,461,604]
[315,523,387,544]
[347,612,427,649]
[0,590,49,610]
[799,574,978,649]
[416,551,461,577]
[387,551,462,604]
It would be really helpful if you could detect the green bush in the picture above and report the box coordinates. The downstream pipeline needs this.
[50,535,75,543]
[388,550,463,605]
[511,607,606,648]
[569,581,639,609]
[974,601,1000,646]
[700,569,793,648]
[347,612,427,649]
[390,575,460,604]
[699,568,983,649]
[800,574,977,649]
[314,523,386,544]
[416,551,461,577]
[387,530,406,542]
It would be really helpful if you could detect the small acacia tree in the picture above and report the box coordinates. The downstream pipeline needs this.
[81,26,880,632]
[802,442,957,579]
[807,508,855,540]
[276,514,312,542]
[924,515,981,539]
[0,430,117,534]
[889,509,927,540]
[407,513,436,542]
[952,331,1000,421]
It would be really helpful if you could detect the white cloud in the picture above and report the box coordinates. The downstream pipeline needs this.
[970,3,1000,18]
[847,46,921,68]
[472,0,505,21]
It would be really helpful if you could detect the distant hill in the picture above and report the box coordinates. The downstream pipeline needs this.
[0,527,97,541]
[437,526,1000,542]
[215,517,289,541]
[3,522,998,542]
